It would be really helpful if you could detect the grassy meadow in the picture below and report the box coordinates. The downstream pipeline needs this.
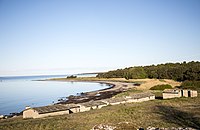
[0,93,199,130]
[0,78,199,130]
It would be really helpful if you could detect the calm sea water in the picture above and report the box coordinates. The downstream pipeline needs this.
[0,74,109,115]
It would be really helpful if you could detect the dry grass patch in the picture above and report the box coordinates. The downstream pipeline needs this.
[1,95,200,130]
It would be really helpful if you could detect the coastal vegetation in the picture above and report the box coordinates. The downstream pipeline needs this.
[150,84,172,90]
[0,95,199,129]
[97,61,200,81]
[66,75,77,79]
[1,61,199,129]
[178,80,200,91]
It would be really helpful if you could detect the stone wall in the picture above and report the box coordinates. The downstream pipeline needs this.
[163,93,181,99]
[70,107,80,113]
[192,90,198,97]
[23,109,69,119]
[36,110,69,118]
[183,90,198,97]
[79,105,91,112]
[163,89,198,99]
[23,109,39,118]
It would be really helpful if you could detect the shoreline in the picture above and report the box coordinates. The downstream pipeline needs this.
[1,79,121,118]
[2,77,180,118]
[2,78,134,118]
[42,77,181,104]
[42,78,139,104]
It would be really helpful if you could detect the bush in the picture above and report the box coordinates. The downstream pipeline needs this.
[66,75,77,79]
[124,67,147,79]
[179,80,200,91]
[150,84,172,90]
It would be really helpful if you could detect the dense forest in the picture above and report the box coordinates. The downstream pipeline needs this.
[97,61,200,81]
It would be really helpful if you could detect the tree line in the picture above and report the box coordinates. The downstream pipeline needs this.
[97,61,200,81]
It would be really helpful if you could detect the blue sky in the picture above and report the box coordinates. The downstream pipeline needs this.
[0,0,200,76]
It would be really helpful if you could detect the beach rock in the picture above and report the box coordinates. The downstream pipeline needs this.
[91,124,116,130]
[0,115,4,119]
[146,127,196,130]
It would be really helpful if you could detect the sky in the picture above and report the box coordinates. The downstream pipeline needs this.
[0,0,200,76]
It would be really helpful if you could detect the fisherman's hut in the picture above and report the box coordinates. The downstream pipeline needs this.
[125,92,155,103]
[102,97,127,105]
[23,104,80,119]
[78,100,107,112]
[163,89,198,99]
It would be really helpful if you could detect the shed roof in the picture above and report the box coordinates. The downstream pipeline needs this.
[103,97,126,103]
[163,89,180,94]
[79,100,107,107]
[129,92,155,99]
[64,104,80,108]
[30,104,78,114]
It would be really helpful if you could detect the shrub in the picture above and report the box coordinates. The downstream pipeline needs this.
[179,80,200,91]
[150,84,172,90]
[66,75,77,79]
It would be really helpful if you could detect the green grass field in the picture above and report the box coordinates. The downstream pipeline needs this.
[0,94,199,130]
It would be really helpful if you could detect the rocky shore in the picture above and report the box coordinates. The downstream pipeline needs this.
[57,81,140,104]
[1,79,140,119]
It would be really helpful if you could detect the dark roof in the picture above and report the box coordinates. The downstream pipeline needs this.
[79,100,107,107]
[103,92,155,103]
[129,92,155,99]
[64,104,80,108]
[104,97,126,103]
[31,104,79,114]
[163,89,180,94]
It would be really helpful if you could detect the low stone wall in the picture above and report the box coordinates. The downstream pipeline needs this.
[23,109,70,119]
[36,110,69,118]
[69,107,80,113]
[163,93,181,99]
[23,109,39,118]
[79,106,91,112]
[192,91,198,97]
[126,95,155,103]
[23,93,156,118]
[98,104,107,109]
[163,89,198,99]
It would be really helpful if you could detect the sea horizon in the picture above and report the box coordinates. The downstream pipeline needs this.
[0,72,99,78]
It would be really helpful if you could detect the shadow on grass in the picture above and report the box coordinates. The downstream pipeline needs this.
[155,105,200,129]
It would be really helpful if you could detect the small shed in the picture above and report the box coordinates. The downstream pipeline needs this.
[125,92,155,103]
[64,104,80,113]
[163,89,198,99]
[102,97,126,105]
[78,100,107,112]
[23,104,80,119]
[181,89,198,97]
[163,89,181,99]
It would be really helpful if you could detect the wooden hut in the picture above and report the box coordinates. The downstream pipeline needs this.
[23,104,80,119]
